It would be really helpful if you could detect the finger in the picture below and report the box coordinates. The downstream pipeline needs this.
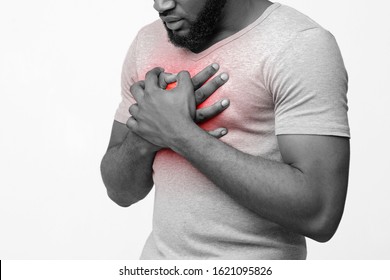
[192,63,219,90]
[129,104,139,119]
[130,81,145,102]
[126,116,138,131]
[195,72,229,105]
[145,67,165,90]
[159,73,177,89]
[207,127,228,139]
[176,70,193,90]
[195,99,230,123]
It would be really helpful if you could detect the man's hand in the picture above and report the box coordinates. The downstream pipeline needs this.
[127,65,230,148]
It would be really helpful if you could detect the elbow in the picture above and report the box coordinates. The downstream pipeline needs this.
[299,180,347,243]
[107,190,135,208]
[298,196,344,243]
[103,180,141,208]
[304,211,342,243]
[305,196,346,243]
[307,228,336,243]
[114,202,132,208]
[100,157,138,208]
[110,199,132,208]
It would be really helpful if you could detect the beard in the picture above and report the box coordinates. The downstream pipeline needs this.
[164,0,227,53]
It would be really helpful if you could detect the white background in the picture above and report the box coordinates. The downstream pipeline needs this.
[0,0,389,260]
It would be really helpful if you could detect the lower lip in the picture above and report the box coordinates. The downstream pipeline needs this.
[165,19,184,31]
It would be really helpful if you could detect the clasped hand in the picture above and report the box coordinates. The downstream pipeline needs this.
[127,64,230,150]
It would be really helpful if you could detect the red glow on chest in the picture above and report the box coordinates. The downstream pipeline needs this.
[166,82,177,90]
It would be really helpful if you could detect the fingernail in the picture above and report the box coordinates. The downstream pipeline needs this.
[212,63,219,70]
[221,73,229,81]
[221,129,227,136]
[221,99,229,107]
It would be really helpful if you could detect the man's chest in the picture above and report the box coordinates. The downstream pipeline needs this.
[138,56,275,134]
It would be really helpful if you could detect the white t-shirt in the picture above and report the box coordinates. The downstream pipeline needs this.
[115,3,350,259]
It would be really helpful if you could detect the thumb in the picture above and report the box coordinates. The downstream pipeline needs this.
[159,72,177,89]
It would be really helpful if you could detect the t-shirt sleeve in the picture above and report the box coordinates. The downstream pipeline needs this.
[114,34,140,124]
[268,28,350,137]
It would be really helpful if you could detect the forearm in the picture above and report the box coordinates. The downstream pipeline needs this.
[100,131,156,207]
[169,123,324,239]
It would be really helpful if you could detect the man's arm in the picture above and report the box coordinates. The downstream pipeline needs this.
[169,126,349,242]
[101,64,230,207]
[128,69,350,242]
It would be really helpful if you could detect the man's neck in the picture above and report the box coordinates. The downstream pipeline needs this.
[193,0,273,53]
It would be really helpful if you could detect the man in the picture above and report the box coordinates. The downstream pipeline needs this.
[101,0,350,259]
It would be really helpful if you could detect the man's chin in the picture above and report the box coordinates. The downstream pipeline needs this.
[166,29,188,48]
[165,24,205,52]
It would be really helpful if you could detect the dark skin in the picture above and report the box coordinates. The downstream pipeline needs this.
[101,0,350,242]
